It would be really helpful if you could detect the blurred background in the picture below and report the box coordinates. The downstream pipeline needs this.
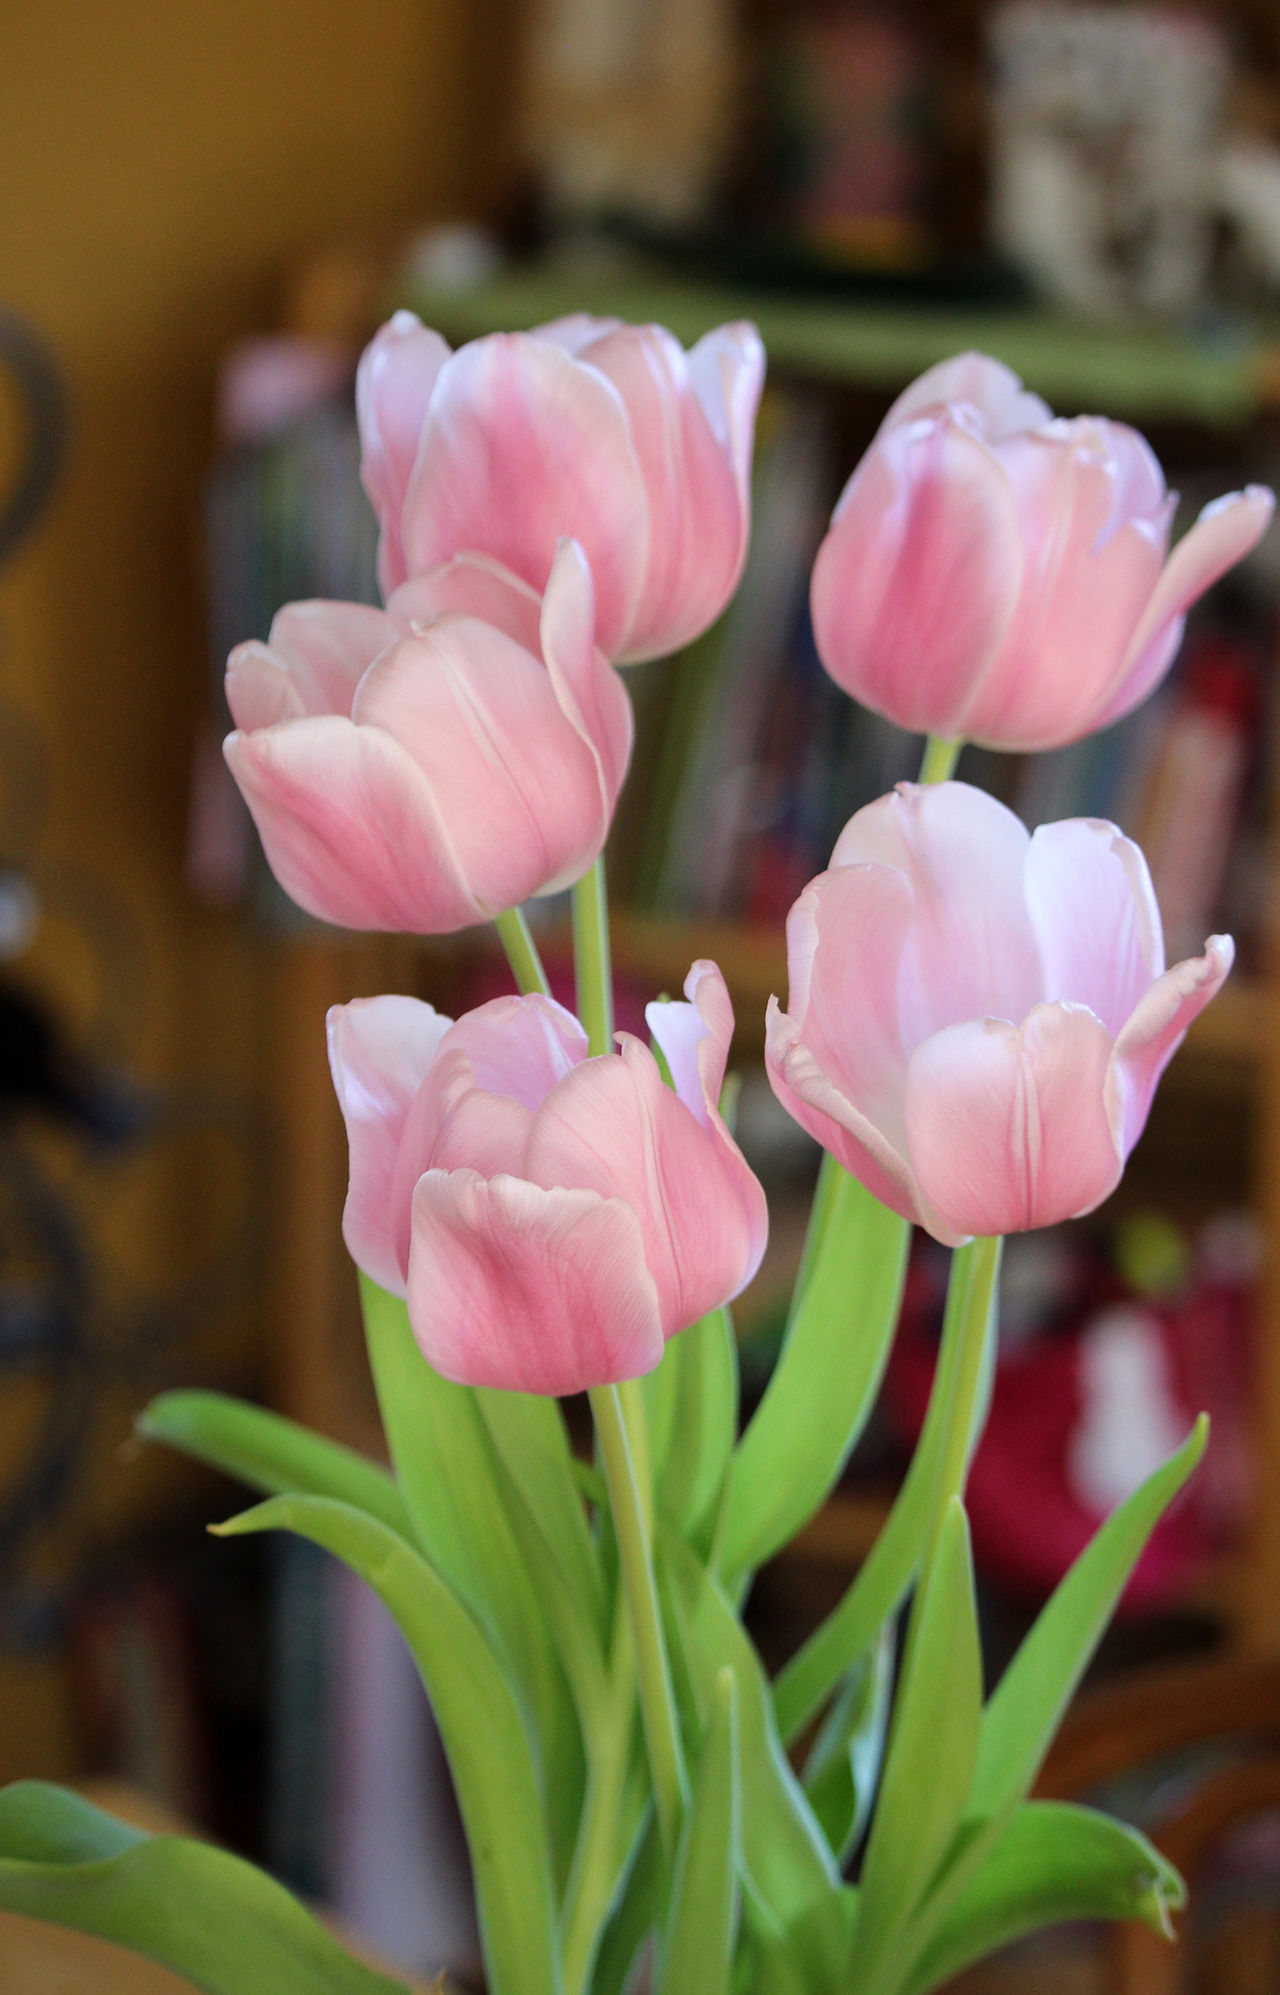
[3,2,1280,1989]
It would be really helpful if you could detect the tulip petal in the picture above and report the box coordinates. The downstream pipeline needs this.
[387,552,544,657]
[811,412,1024,737]
[328,995,454,1292]
[779,864,914,1145]
[525,1035,767,1339]
[352,616,611,909]
[582,322,763,659]
[831,783,1043,1050]
[538,540,634,817]
[225,642,307,732]
[1100,486,1275,728]
[1106,935,1235,1155]
[399,332,649,656]
[1025,818,1164,1035]
[765,997,927,1230]
[407,1168,664,1393]
[959,427,1168,747]
[224,715,478,931]
[879,352,1051,442]
[356,312,453,596]
[904,1003,1123,1240]
[645,959,735,1129]
[234,600,401,722]
[536,313,624,356]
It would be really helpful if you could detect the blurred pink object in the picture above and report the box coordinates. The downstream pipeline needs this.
[766,781,1233,1244]
[327,964,768,1394]
[223,540,631,933]
[216,336,351,446]
[356,309,765,661]
[811,352,1274,749]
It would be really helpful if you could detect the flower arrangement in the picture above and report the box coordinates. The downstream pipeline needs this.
[0,327,1271,1995]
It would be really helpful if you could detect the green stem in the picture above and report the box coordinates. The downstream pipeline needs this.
[925,1234,1002,1556]
[495,904,551,997]
[898,1234,1002,1690]
[561,1592,637,1995]
[918,734,962,785]
[572,858,614,1055]
[590,1384,688,1859]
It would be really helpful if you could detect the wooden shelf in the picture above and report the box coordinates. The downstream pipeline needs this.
[399,265,1280,425]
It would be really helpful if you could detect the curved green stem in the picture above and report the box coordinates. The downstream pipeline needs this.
[590,1382,688,1859]
[918,734,962,785]
[572,858,614,1055]
[495,905,551,997]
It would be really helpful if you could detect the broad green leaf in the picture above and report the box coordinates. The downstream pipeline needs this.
[970,1417,1208,1821]
[359,1275,583,1882]
[0,1781,406,1995]
[476,1386,607,1640]
[853,1501,982,1982]
[657,1307,739,1552]
[137,1389,412,1539]
[215,1493,562,1995]
[904,1802,1183,1995]
[659,1533,843,1990]
[803,1622,894,1864]
[719,1170,909,1584]
[659,1668,740,1995]
[773,1240,986,1742]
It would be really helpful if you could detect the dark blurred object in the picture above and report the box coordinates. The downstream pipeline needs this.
[765,9,936,266]
[604,211,1029,304]
[0,307,67,568]
[0,980,144,1144]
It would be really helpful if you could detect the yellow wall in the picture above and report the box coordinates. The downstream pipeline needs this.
[0,0,515,1781]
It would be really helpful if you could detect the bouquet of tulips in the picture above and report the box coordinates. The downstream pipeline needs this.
[0,317,1272,1995]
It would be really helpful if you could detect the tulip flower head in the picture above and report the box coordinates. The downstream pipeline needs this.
[766,782,1232,1244]
[224,539,631,934]
[328,962,767,1394]
[811,353,1274,750]
[356,308,766,661]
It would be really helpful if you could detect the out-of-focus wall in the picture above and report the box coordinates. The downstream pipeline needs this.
[0,0,518,1782]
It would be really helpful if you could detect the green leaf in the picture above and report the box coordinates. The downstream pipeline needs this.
[0,1781,406,1995]
[359,1275,583,1882]
[659,1533,843,1991]
[655,1307,739,1552]
[215,1493,562,1995]
[659,1668,741,1995]
[772,1240,987,1743]
[904,1802,1183,1995]
[137,1389,412,1539]
[590,1812,662,1995]
[970,1417,1208,1821]
[854,1500,982,1981]
[803,1622,894,1865]
[476,1386,607,1644]
[719,1170,909,1584]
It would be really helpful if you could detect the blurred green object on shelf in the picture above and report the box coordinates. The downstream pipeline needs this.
[399,263,1280,425]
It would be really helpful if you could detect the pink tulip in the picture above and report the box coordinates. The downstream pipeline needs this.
[811,353,1274,750]
[766,781,1232,1244]
[223,539,631,933]
[327,964,768,1393]
[356,309,765,661]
